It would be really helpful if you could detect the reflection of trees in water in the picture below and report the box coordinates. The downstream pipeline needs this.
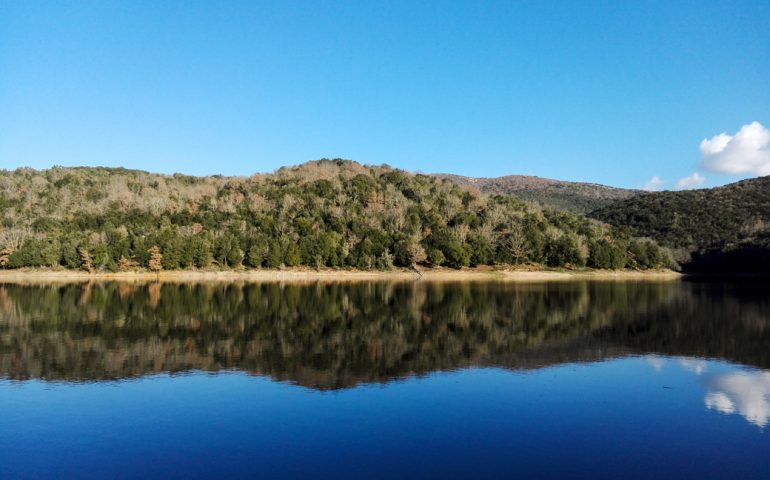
[596,281,770,368]
[0,280,769,389]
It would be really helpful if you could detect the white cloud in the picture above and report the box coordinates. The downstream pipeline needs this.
[704,370,770,427]
[643,176,663,191]
[675,172,705,190]
[700,121,770,176]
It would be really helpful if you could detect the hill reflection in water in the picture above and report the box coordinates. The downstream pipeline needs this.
[1,280,769,389]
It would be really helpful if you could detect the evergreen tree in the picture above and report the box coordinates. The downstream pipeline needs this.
[79,248,94,273]
[148,246,163,272]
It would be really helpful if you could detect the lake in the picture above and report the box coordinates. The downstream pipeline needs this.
[1,279,769,479]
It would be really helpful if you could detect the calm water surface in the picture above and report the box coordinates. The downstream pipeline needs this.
[1,280,769,479]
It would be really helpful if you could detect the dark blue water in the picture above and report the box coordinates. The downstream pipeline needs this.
[1,280,769,479]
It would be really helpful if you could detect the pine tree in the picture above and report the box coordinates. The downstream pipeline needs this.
[78,248,93,273]
[148,246,163,272]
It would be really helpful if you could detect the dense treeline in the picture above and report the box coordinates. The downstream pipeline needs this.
[589,176,770,272]
[0,160,667,272]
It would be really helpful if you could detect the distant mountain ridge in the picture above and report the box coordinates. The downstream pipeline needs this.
[433,173,641,213]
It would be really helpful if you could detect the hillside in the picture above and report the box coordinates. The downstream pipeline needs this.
[589,176,770,272]
[434,173,641,213]
[0,160,665,272]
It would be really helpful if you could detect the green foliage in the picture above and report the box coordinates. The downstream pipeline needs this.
[246,236,268,268]
[0,160,660,271]
[214,233,244,268]
[545,235,585,268]
[590,176,770,271]
[443,241,471,268]
[467,234,493,266]
[91,243,114,271]
[283,241,301,267]
[627,239,664,269]
[376,250,394,270]
[266,240,283,268]
[299,232,342,267]
[591,184,761,249]
[61,240,81,269]
[8,237,61,268]
[428,248,445,266]
[588,239,628,269]
[189,235,214,268]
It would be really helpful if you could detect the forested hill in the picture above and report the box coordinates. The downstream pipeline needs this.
[589,176,770,272]
[0,160,665,272]
[434,173,640,213]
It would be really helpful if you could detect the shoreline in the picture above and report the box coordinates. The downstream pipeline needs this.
[0,267,682,284]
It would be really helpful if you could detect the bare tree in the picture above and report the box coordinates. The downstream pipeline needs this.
[406,241,427,267]
[506,224,529,265]
[451,224,471,245]
[0,227,28,252]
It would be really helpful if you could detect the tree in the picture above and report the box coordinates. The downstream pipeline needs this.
[588,239,627,269]
[523,222,546,263]
[266,240,283,269]
[148,246,163,272]
[405,241,427,267]
[0,247,14,268]
[442,241,471,268]
[506,224,529,264]
[467,234,493,266]
[283,241,301,267]
[644,242,665,268]
[545,235,585,268]
[627,239,664,269]
[188,235,214,268]
[451,224,471,245]
[118,256,138,272]
[428,248,445,267]
[61,240,80,269]
[214,234,244,268]
[79,247,94,273]
[247,238,268,268]
[91,243,113,271]
[376,250,394,270]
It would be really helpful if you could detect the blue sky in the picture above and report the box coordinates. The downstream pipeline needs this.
[1,0,768,189]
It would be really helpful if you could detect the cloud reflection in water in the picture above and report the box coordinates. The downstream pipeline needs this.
[704,370,770,428]
[645,354,770,428]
